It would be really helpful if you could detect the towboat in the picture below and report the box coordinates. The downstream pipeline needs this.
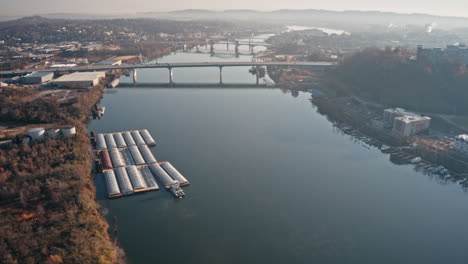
[170,181,185,198]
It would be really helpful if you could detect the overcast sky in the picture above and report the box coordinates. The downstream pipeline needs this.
[1,0,467,17]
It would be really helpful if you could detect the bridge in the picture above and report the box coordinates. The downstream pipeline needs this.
[1,61,337,85]
[140,38,271,54]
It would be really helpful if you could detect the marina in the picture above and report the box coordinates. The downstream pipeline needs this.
[93,129,189,198]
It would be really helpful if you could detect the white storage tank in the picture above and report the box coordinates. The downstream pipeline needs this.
[131,130,146,146]
[46,128,61,139]
[160,161,190,186]
[113,133,127,148]
[109,148,125,168]
[126,165,147,192]
[114,167,134,195]
[138,144,157,164]
[139,129,156,146]
[22,136,31,144]
[129,145,145,165]
[123,131,136,146]
[103,170,122,198]
[105,133,117,149]
[62,126,76,138]
[96,134,107,150]
[149,163,176,189]
[28,127,45,141]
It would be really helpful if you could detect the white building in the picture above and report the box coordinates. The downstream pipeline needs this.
[53,72,106,88]
[383,108,414,124]
[384,108,431,137]
[22,72,54,84]
[393,116,431,137]
[95,58,122,66]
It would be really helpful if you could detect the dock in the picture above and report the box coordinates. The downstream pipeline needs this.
[94,129,189,198]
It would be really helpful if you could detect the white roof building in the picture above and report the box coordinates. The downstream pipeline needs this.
[53,72,106,88]
[22,72,54,84]
[384,108,431,137]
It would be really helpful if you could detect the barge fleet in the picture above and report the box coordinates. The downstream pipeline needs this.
[93,129,189,198]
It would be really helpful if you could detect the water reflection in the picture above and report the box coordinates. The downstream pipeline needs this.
[312,94,468,192]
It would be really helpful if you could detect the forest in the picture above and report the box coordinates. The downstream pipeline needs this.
[328,48,468,114]
[0,85,125,263]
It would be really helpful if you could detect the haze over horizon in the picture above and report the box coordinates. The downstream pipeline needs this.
[1,0,468,18]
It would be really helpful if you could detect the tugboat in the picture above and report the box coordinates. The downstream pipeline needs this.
[92,104,106,119]
[170,180,185,198]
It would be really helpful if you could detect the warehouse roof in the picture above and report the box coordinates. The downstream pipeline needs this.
[395,115,431,123]
[53,72,106,82]
[24,72,54,78]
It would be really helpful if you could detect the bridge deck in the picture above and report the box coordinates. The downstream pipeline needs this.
[0,61,337,76]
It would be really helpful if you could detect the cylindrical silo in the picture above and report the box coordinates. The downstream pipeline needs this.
[62,126,76,138]
[46,128,60,139]
[28,127,45,141]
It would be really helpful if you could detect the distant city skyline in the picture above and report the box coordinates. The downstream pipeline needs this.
[2,0,468,18]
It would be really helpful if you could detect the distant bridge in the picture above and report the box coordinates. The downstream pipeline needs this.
[1,61,337,85]
[141,39,271,54]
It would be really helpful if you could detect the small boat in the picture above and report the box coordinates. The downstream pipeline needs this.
[411,157,422,164]
[95,106,105,116]
[381,145,390,151]
[170,181,185,198]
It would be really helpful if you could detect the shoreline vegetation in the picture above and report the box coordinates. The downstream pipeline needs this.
[0,75,126,263]
[265,38,468,178]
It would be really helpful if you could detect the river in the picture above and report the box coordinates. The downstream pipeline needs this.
[89,42,468,264]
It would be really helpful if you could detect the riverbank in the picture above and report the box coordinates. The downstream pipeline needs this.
[310,91,468,185]
[0,80,125,263]
[261,33,468,184]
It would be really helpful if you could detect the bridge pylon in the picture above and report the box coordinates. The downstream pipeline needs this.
[219,66,223,85]
[133,69,137,86]
[168,68,174,86]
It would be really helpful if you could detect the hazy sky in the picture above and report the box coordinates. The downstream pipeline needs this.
[1,0,468,17]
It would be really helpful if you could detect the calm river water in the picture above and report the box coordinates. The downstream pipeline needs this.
[89,44,468,264]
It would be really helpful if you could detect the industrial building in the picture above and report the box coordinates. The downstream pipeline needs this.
[384,108,431,137]
[22,72,54,84]
[95,58,122,66]
[392,116,431,137]
[417,44,468,65]
[52,71,106,88]
[383,108,414,124]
